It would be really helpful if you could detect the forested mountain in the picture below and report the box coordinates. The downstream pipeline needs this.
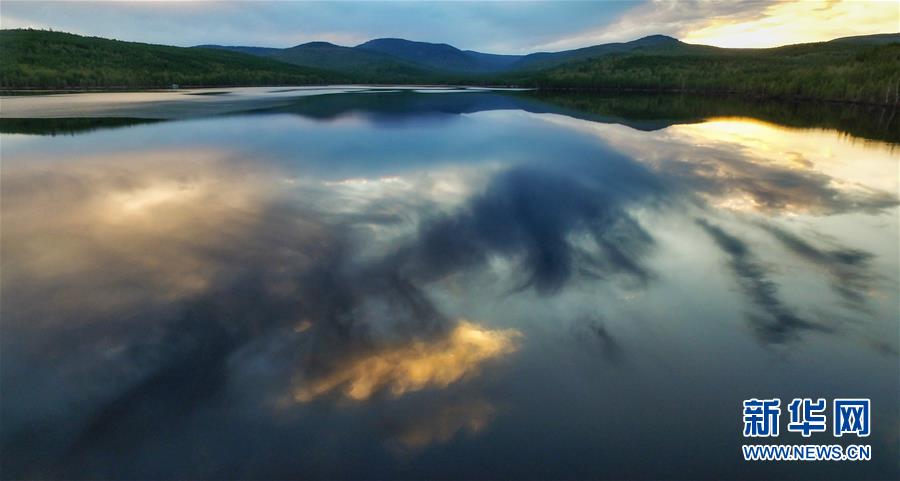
[0,29,344,88]
[2,28,898,105]
[510,35,684,70]
[203,35,690,73]
[199,41,439,82]
[199,32,900,105]
[493,39,900,105]
[355,38,514,72]
[828,33,900,45]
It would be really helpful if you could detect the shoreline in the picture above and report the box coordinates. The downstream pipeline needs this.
[2,85,897,107]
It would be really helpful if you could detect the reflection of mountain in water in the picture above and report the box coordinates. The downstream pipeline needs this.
[2,90,897,144]
[0,117,162,135]
[245,90,900,143]
[530,92,900,144]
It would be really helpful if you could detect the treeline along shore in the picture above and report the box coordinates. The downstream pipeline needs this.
[1,29,898,105]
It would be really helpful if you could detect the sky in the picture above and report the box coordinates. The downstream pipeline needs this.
[1,0,897,54]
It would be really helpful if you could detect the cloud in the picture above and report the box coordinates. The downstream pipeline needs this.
[531,0,898,51]
[760,223,877,309]
[572,317,624,365]
[292,321,520,402]
[549,115,899,216]
[696,219,829,344]
[384,399,496,450]
[529,0,779,51]
[0,96,667,476]
[1,130,532,476]
[0,143,459,474]
[391,154,664,294]
[683,0,900,47]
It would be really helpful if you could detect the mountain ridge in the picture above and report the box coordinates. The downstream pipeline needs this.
[195,32,899,76]
[3,29,898,105]
[356,37,508,72]
[199,34,690,74]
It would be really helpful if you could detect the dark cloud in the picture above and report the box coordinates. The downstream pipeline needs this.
[0,155,456,478]
[391,155,664,294]
[760,223,877,309]
[59,269,447,467]
[696,219,830,344]
[9,226,458,478]
[378,397,496,452]
[572,317,624,365]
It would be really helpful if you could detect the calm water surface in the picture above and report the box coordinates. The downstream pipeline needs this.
[1,87,898,480]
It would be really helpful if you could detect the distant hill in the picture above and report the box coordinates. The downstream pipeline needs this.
[196,34,716,77]
[201,41,440,83]
[204,37,524,79]
[510,35,685,70]
[356,38,515,72]
[199,35,690,77]
[462,50,522,70]
[0,29,344,89]
[828,33,900,45]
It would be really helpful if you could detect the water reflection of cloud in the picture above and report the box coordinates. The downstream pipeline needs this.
[292,321,520,402]
[392,157,664,294]
[696,219,830,344]
[0,143,533,477]
[760,223,878,310]
[572,317,625,365]
[0,150,348,471]
[522,111,893,348]
[385,399,496,450]
[2,100,897,478]
[1,149,296,329]
[538,114,899,216]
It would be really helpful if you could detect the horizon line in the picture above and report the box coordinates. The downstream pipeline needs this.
[4,27,897,56]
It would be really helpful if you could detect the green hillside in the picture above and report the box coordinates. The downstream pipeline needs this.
[0,29,345,89]
[509,35,684,71]
[487,41,900,105]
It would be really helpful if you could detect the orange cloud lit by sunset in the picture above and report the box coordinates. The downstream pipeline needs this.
[292,321,521,402]
[683,0,899,48]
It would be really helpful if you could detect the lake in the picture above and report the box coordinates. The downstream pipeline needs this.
[1,87,898,480]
